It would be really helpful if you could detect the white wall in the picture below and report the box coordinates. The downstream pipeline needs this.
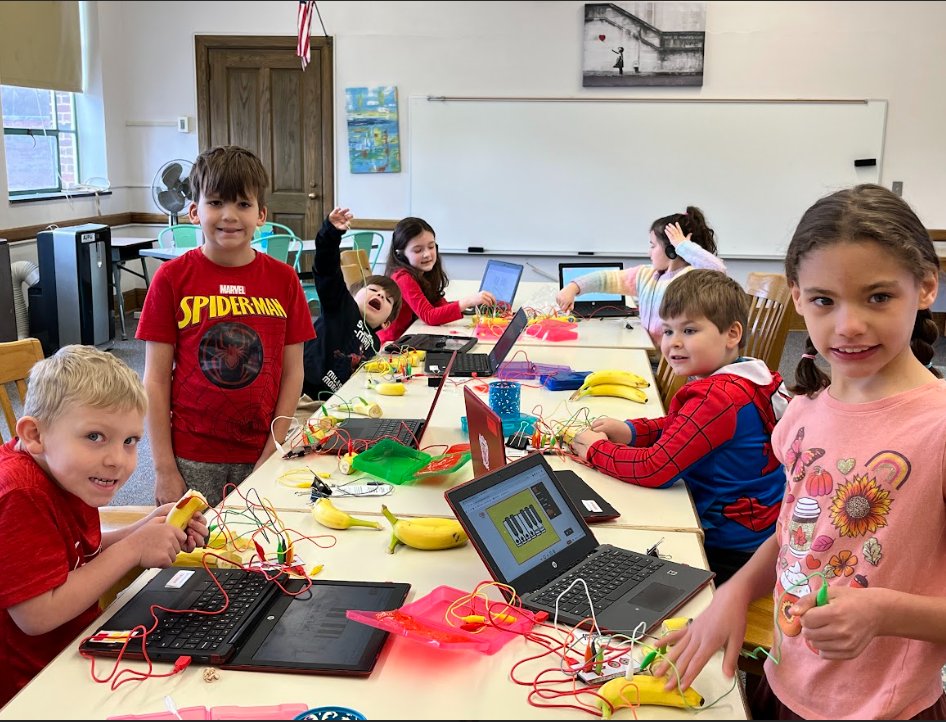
[3,1,946,287]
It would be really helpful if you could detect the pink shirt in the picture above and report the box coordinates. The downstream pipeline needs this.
[767,381,946,719]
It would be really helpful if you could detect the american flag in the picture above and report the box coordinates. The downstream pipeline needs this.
[297,1,315,70]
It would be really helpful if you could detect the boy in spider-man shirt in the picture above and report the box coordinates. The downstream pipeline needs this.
[137,146,315,508]
[571,270,790,583]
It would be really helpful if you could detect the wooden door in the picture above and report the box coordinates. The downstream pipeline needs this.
[195,36,333,239]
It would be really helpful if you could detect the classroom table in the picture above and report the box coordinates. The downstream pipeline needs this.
[110,236,155,340]
[222,346,701,535]
[0,515,747,720]
[403,279,654,351]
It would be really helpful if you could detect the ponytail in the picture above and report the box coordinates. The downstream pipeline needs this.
[790,337,831,397]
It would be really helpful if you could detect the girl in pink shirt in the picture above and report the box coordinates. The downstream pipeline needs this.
[652,184,946,720]
[377,217,495,344]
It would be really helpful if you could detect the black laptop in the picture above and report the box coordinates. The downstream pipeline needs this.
[462,260,524,316]
[79,568,410,675]
[319,352,456,454]
[387,333,477,354]
[445,453,713,632]
[425,308,528,377]
[558,262,638,318]
[463,386,619,523]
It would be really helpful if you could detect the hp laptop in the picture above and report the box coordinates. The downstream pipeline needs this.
[387,333,477,355]
[319,351,456,453]
[558,262,638,318]
[80,569,410,675]
[462,260,524,315]
[425,308,528,377]
[445,453,713,632]
[463,386,619,523]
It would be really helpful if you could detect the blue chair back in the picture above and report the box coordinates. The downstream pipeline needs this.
[158,224,201,249]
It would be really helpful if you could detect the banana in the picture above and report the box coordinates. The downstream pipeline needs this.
[165,490,209,530]
[381,505,468,553]
[311,497,381,530]
[574,383,648,404]
[173,548,242,569]
[335,401,383,418]
[581,369,650,389]
[363,359,391,373]
[595,675,703,717]
[373,382,406,396]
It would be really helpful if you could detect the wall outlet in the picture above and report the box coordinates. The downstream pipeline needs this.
[892,181,903,196]
[177,116,190,133]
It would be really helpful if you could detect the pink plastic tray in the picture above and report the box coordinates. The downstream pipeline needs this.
[346,585,534,655]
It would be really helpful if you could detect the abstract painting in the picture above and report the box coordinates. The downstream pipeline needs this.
[345,86,401,173]
[582,2,706,87]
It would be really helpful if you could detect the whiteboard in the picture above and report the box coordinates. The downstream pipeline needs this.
[409,97,887,259]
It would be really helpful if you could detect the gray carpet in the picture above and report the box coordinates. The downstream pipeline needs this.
[5,321,946,507]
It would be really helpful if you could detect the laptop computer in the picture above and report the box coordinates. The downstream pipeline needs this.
[425,307,528,377]
[558,262,638,319]
[79,569,410,675]
[444,453,714,632]
[463,386,619,523]
[462,260,524,315]
[319,351,456,454]
[387,333,477,354]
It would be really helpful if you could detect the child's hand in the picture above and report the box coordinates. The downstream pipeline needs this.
[153,504,210,553]
[460,290,496,310]
[569,428,607,458]
[651,581,750,692]
[791,585,882,659]
[328,207,354,232]
[665,222,690,247]
[590,417,632,444]
[125,518,187,568]
[555,283,578,312]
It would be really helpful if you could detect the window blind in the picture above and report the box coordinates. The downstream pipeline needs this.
[0,1,82,92]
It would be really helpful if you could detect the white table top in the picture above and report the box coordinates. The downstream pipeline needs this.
[0,517,745,720]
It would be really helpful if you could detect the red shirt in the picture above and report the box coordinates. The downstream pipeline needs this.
[0,439,102,707]
[136,249,315,462]
[377,268,462,343]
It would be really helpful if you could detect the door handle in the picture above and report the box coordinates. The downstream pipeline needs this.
[307,193,318,199]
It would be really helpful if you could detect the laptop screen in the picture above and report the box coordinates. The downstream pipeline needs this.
[487,308,528,369]
[451,455,593,583]
[558,263,625,303]
[479,260,523,306]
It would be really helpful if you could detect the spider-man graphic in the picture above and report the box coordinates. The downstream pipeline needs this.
[198,322,263,389]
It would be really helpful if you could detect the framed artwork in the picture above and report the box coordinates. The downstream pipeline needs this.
[345,86,401,173]
[582,2,706,87]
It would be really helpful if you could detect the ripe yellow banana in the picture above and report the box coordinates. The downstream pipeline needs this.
[173,548,242,569]
[596,675,703,717]
[335,401,383,418]
[582,369,650,389]
[165,490,209,530]
[373,382,405,396]
[363,359,391,373]
[381,505,468,553]
[574,383,648,404]
[311,497,381,530]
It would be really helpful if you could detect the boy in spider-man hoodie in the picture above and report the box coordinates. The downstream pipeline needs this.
[571,270,790,583]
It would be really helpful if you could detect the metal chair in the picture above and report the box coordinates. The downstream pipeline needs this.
[255,221,299,240]
[0,338,44,439]
[342,231,384,272]
[157,224,202,249]
[744,272,793,371]
[252,233,302,266]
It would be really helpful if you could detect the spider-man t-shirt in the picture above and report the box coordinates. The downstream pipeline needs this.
[137,248,314,463]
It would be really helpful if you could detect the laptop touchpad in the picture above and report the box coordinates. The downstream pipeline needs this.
[628,583,680,610]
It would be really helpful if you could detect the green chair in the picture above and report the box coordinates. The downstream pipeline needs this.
[342,231,384,272]
[255,222,300,241]
[157,224,201,249]
[252,233,302,266]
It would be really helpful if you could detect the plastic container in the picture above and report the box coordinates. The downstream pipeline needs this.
[293,708,366,721]
[346,585,534,655]
[351,439,470,485]
[461,412,536,437]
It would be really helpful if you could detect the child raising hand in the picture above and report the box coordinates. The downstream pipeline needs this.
[653,184,946,720]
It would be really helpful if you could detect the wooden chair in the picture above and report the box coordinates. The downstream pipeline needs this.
[98,505,154,610]
[340,248,371,288]
[743,272,793,371]
[342,231,384,272]
[655,355,686,412]
[741,593,775,677]
[0,338,44,438]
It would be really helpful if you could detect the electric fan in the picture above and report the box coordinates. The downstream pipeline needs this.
[151,159,194,225]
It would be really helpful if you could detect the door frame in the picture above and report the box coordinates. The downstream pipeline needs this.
[194,35,335,220]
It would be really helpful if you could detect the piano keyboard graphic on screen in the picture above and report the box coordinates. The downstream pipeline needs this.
[503,505,546,546]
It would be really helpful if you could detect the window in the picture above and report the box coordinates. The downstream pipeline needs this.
[2,85,79,196]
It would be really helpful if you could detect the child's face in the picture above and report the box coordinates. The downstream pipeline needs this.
[791,240,937,385]
[25,403,144,508]
[189,192,265,255]
[353,283,396,329]
[648,230,672,271]
[401,230,437,273]
[660,313,741,378]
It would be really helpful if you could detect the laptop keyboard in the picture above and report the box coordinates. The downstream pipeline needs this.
[146,572,273,656]
[372,418,421,445]
[454,354,492,373]
[532,548,664,617]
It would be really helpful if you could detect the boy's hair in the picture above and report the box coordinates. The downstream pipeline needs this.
[349,274,403,325]
[189,145,269,208]
[650,205,718,256]
[786,183,941,396]
[24,345,146,425]
[384,216,449,303]
[659,270,749,349]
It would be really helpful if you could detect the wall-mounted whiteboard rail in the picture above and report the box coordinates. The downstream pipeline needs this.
[409,96,887,259]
